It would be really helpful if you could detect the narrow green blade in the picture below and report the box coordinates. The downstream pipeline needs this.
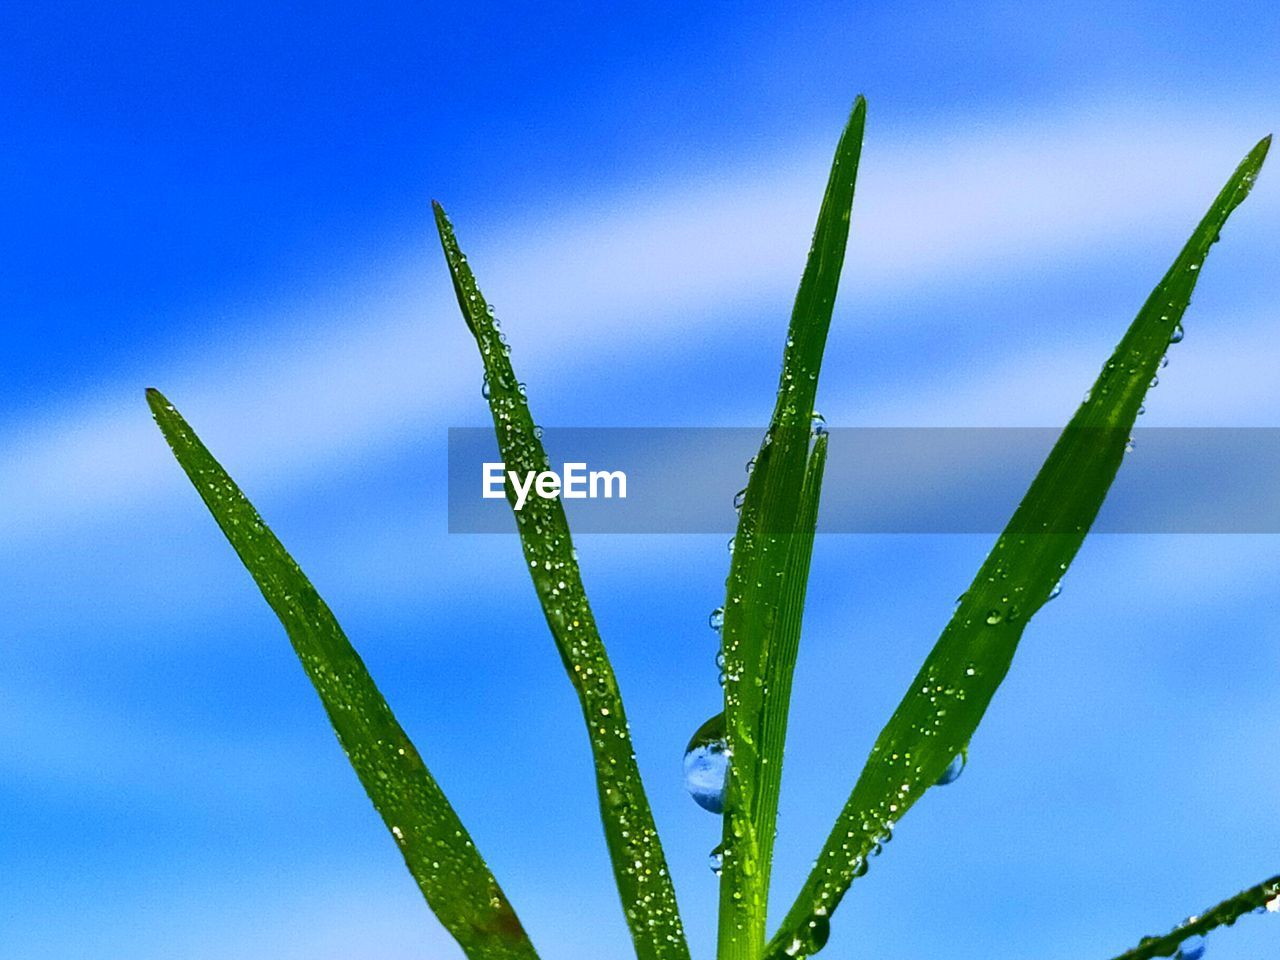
[147,389,538,960]
[432,204,691,960]
[1107,875,1279,960]
[718,98,866,960]
[767,134,1271,960]
[755,433,828,877]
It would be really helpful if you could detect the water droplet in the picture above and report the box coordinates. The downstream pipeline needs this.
[1175,935,1205,960]
[797,914,830,955]
[1137,403,1146,416]
[533,425,544,439]
[708,607,725,632]
[953,592,966,612]
[481,376,491,400]
[985,609,1004,625]
[1149,374,1160,389]
[1125,437,1136,454]
[1169,323,1185,344]
[936,752,966,786]
[810,412,827,437]
[1160,353,1170,368]
[734,488,747,511]
[745,457,757,476]
[727,536,736,555]
[1048,580,1063,600]
[708,844,725,876]
[683,714,728,814]
[1081,389,1092,404]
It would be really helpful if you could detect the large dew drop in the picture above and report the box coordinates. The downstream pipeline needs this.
[1175,934,1205,960]
[683,713,729,814]
[708,843,725,876]
[936,752,966,786]
[778,912,831,958]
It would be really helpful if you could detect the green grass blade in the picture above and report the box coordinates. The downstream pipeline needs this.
[754,434,828,880]
[718,98,865,960]
[1107,875,1280,960]
[432,203,691,960]
[766,134,1271,960]
[146,389,539,960]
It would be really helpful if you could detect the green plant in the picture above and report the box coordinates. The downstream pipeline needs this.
[148,98,1276,960]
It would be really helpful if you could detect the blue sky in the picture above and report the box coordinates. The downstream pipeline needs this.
[2,3,1279,958]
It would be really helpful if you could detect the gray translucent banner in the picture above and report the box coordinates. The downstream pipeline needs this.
[447,427,1280,534]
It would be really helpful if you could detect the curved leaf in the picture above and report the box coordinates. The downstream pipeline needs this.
[148,389,539,960]
[432,205,691,960]
[1108,875,1280,960]
[717,97,866,960]
[767,134,1271,959]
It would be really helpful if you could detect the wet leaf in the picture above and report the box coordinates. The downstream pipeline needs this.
[767,134,1271,959]
[433,204,690,960]
[718,97,865,960]
[148,389,539,960]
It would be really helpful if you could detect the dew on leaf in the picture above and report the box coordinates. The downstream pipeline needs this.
[683,713,729,814]
[936,752,966,786]
[1175,934,1205,960]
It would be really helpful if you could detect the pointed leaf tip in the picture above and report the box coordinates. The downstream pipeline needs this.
[766,121,1271,960]
[437,205,690,960]
[148,395,541,960]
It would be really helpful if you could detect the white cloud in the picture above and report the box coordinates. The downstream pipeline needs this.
[1,99,1275,541]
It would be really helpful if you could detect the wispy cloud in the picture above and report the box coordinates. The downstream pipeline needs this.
[1,99,1274,543]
